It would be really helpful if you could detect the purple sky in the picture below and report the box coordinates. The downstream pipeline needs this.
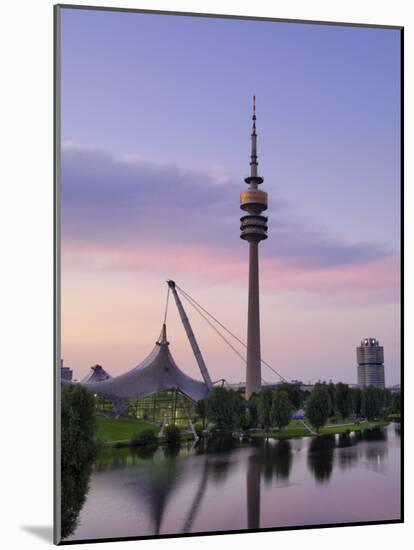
[60,7,401,386]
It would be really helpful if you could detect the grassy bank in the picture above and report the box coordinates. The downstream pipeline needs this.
[96,415,156,443]
[96,415,195,446]
[250,419,389,439]
[96,415,390,446]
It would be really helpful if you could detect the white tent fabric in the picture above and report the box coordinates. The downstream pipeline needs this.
[81,364,112,383]
[81,324,209,415]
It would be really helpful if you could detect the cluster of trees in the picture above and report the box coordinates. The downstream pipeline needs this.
[196,385,296,432]
[61,385,98,539]
[307,383,399,432]
[196,383,401,434]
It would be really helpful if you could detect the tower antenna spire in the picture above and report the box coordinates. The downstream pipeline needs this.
[250,95,258,177]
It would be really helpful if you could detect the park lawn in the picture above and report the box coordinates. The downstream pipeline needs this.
[250,420,311,439]
[320,420,389,434]
[250,419,389,439]
[96,415,157,443]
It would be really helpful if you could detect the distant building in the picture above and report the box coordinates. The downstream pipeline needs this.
[60,359,73,382]
[357,338,385,389]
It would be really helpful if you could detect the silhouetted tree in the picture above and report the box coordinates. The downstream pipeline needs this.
[353,387,362,417]
[275,383,303,410]
[361,386,382,420]
[347,387,357,417]
[231,391,249,430]
[334,383,350,419]
[382,388,392,411]
[327,381,336,416]
[61,385,97,539]
[306,384,331,433]
[257,388,274,430]
[271,390,293,430]
[391,391,401,414]
[205,388,245,430]
[247,393,259,428]
[196,398,208,429]
[164,425,181,443]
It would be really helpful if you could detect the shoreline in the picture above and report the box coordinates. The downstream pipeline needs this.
[99,419,392,448]
[249,419,390,440]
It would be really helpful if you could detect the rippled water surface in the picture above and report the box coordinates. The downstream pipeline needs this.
[67,424,401,541]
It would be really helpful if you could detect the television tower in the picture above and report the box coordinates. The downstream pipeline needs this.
[240,96,268,399]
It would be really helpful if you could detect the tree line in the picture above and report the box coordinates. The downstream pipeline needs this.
[196,383,401,434]
[61,384,98,539]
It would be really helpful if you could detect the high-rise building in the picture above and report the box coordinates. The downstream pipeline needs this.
[356,338,385,389]
[240,97,268,398]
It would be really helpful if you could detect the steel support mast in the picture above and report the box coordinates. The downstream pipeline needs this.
[167,280,213,389]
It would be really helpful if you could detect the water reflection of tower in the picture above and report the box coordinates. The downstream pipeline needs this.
[246,441,293,530]
[246,452,261,530]
[240,96,268,399]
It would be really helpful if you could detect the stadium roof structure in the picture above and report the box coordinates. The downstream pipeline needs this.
[81,364,112,384]
[81,324,209,415]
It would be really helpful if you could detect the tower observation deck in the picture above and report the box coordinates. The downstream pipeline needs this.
[240,96,268,398]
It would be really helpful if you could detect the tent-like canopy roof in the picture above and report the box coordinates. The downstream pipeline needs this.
[81,364,112,384]
[81,324,209,415]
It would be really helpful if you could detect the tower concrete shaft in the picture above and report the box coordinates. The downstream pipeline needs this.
[246,241,261,396]
[240,96,268,399]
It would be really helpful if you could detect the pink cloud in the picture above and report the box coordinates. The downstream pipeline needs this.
[62,240,399,306]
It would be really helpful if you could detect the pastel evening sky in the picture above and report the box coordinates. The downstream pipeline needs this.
[60,8,401,385]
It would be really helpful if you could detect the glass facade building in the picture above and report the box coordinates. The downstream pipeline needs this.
[94,390,198,427]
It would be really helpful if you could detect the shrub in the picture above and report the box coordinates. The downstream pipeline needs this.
[196,399,208,428]
[193,422,204,437]
[130,428,158,446]
[164,424,181,443]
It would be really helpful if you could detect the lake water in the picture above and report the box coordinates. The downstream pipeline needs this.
[66,424,401,541]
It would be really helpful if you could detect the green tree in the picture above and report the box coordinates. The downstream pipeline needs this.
[247,393,259,428]
[347,388,357,417]
[205,387,242,430]
[275,383,303,410]
[164,424,181,443]
[196,398,208,429]
[61,385,97,539]
[353,387,362,417]
[230,391,249,430]
[271,390,293,430]
[334,383,350,419]
[257,388,274,430]
[391,391,401,414]
[327,381,336,416]
[361,386,382,420]
[306,384,331,433]
[382,388,392,412]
